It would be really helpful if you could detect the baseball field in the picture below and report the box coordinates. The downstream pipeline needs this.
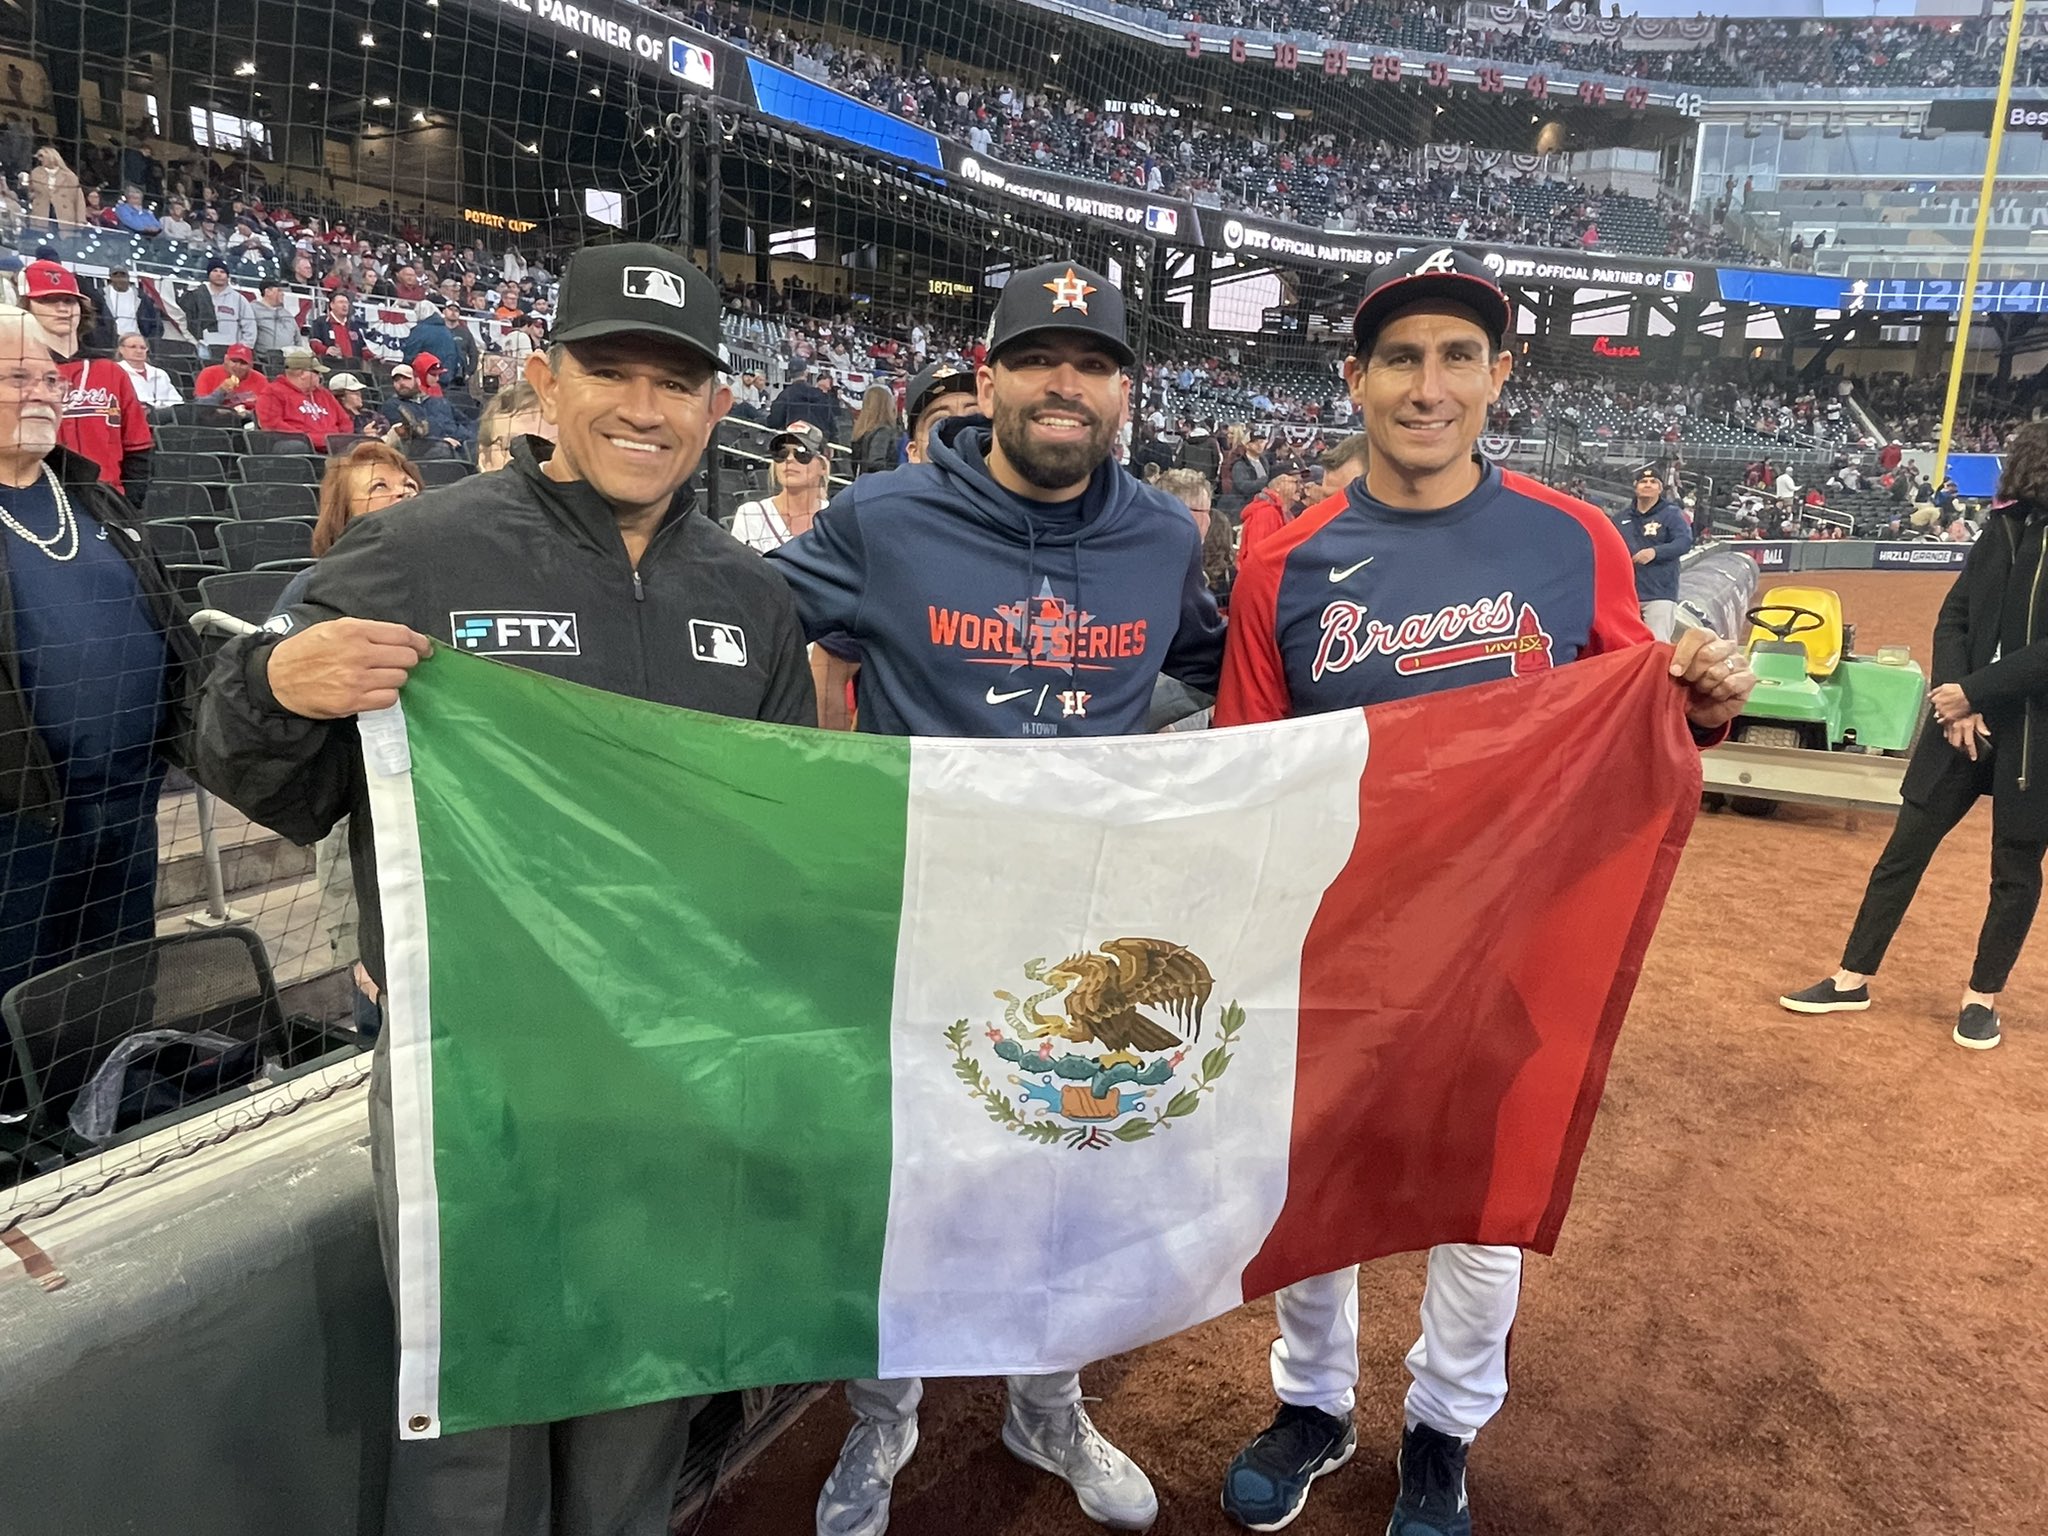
[711,570,2046,1535]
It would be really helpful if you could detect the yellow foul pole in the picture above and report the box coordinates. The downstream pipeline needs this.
[1934,0,2028,486]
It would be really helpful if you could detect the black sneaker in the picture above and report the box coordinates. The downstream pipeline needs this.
[1778,978,1871,1015]
[1954,1004,2002,1051]
[1386,1424,1472,1536]
[1220,1404,1356,1532]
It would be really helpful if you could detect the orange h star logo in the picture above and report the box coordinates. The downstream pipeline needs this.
[1043,268,1096,314]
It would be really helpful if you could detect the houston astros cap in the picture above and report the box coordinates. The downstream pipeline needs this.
[907,360,977,424]
[22,260,79,300]
[1350,246,1512,355]
[985,261,1135,368]
[550,242,728,372]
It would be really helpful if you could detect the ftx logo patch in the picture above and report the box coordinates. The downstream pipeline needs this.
[450,611,581,655]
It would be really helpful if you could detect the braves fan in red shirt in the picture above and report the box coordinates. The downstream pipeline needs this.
[1211,247,1754,1536]
[255,347,353,450]
[21,259,152,507]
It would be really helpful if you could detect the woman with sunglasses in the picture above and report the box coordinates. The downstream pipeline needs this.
[730,418,831,552]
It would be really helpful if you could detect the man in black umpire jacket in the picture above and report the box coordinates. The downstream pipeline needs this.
[195,243,815,1536]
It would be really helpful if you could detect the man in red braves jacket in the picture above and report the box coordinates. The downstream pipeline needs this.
[21,259,152,507]
[1211,246,1754,1536]
[255,348,352,450]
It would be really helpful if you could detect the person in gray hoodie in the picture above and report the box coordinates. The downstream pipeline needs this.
[251,278,304,355]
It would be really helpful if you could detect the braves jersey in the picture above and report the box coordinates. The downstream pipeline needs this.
[56,358,150,498]
[255,377,352,450]
[1214,463,1651,726]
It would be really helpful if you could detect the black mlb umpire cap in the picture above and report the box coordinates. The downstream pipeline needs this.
[549,243,730,373]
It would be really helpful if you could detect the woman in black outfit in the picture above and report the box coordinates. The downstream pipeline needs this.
[1780,421,2048,1051]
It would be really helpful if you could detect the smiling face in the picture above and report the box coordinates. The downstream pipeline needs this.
[526,336,732,525]
[1347,302,1510,509]
[978,334,1127,500]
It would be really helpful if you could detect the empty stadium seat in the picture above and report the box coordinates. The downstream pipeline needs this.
[196,569,296,626]
[215,519,314,572]
[414,459,474,488]
[228,482,319,520]
[237,455,324,486]
[154,425,241,457]
[247,430,316,456]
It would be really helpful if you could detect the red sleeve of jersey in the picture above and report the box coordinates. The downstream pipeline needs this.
[1213,489,1350,727]
[1213,533,1290,727]
[1502,471,1652,655]
[111,365,150,452]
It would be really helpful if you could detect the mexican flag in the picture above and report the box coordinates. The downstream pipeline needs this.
[364,643,1699,1439]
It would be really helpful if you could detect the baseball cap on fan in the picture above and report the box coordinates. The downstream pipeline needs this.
[984,260,1135,368]
[1350,246,1513,356]
[906,360,977,424]
[549,242,729,373]
[21,259,79,299]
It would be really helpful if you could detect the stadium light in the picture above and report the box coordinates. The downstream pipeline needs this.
[234,61,255,76]
[372,95,392,106]
[1050,51,1061,62]
[421,30,433,39]
[567,49,577,58]
[308,81,321,90]
[361,31,375,46]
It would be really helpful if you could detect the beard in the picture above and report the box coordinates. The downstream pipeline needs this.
[991,392,1116,491]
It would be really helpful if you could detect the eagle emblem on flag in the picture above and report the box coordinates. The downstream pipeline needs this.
[1042,267,1096,314]
[947,939,1244,1150]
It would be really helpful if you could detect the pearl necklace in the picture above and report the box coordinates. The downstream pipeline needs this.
[0,464,79,562]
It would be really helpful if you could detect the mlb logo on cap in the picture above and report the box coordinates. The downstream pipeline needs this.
[623,266,689,309]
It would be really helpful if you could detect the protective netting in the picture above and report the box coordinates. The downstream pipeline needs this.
[0,0,2029,1214]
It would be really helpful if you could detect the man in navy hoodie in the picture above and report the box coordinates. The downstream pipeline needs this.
[771,262,1223,1534]
[1613,464,1692,640]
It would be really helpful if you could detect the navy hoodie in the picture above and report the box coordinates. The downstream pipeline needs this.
[767,415,1224,738]
[1613,496,1692,604]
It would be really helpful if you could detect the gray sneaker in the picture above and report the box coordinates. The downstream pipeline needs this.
[816,1415,919,1536]
[1001,1400,1159,1530]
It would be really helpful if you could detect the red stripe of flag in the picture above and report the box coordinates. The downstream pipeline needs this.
[1241,643,1699,1299]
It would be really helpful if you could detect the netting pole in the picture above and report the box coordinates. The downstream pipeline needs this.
[1130,236,1156,381]
[1934,0,2027,487]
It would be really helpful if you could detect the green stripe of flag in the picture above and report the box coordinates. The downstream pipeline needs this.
[398,650,909,1432]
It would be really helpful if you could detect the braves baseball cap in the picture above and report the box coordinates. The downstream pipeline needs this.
[224,343,254,363]
[1350,246,1513,355]
[549,242,728,372]
[769,420,827,458]
[907,360,977,425]
[22,260,78,299]
[984,261,1134,368]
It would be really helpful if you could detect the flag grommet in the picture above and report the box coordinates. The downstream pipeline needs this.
[408,1414,433,1435]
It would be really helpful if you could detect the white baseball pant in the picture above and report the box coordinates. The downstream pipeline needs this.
[1269,1244,1523,1440]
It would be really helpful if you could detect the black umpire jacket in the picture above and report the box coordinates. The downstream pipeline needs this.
[194,436,817,986]
[0,446,198,830]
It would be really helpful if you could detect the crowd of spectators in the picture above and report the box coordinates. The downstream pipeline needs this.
[676,1,1740,261]
[1859,371,2047,454]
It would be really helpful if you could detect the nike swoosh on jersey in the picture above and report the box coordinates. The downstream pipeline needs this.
[1328,558,1374,582]
[985,686,1031,704]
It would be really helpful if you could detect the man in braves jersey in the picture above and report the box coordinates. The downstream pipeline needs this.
[1211,246,1754,1536]
[21,260,152,508]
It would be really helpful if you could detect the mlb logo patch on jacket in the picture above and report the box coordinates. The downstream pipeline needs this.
[450,611,581,655]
